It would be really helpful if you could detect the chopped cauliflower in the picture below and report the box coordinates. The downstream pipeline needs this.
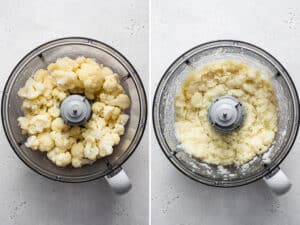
[84,142,99,160]
[51,118,68,132]
[25,135,39,150]
[37,132,55,151]
[20,113,52,135]
[103,74,118,92]
[47,148,72,167]
[51,70,79,91]
[109,94,130,109]
[18,78,45,100]
[17,56,130,168]
[77,59,104,96]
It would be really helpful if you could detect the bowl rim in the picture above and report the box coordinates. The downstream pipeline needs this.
[1,36,148,183]
[152,39,300,187]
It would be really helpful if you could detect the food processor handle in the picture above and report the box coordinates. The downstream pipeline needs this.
[105,167,132,194]
[263,167,291,195]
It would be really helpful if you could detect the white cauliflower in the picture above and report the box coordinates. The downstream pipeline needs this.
[70,142,94,167]
[18,56,130,168]
[47,148,72,167]
[48,57,79,72]
[51,70,80,91]
[117,114,129,125]
[92,102,105,115]
[48,106,60,118]
[37,132,54,151]
[50,131,74,150]
[77,59,104,94]
[84,142,99,160]
[18,78,45,100]
[103,74,118,92]
[34,69,48,82]
[20,113,52,134]
[97,133,117,157]
[114,124,125,135]
[103,105,116,120]
[25,135,39,150]
[109,94,130,109]
[51,118,68,132]
[52,88,67,101]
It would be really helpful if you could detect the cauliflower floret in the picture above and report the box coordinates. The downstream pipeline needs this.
[34,69,48,82]
[82,127,104,141]
[26,113,52,134]
[109,94,130,109]
[71,158,94,168]
[22,97,51,114]
[48,106,60,118]
[97,133,117,158]
[84,89,96,100]
[111,133,120,145]
[92,102,105,115]
[117,114,129,125]
[25,135,39,150]
[52,88,67,101]
[70,142,95,168]
[50,131,74,150]
[71,142,84,158]
[18,78,45,100]
[47,148,71,167]
[43,76,57,98]
[85,114,106,129]
[69,126,82,139]
[37,132,54,151]
[51,70,80,91]
[84,142,99,160]
[114,124,125,135]
[18,117,29,131]
[101,66,114,77]
[99,93,115,103]
[47,57,79,72]
[51,118,68,131]
[75,56,88,65]
[103,105,116,120]
[103,74,118,92]
[77,60,104,93]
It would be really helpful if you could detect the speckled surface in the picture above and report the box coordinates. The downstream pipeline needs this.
[151,0,300,225]
[0,0,148,225]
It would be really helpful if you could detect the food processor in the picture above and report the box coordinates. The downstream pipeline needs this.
[1,37,147,194]
[153,40,299,195]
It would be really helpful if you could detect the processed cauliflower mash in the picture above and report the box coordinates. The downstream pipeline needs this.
[18,57,130,168]
[175,60,278,166]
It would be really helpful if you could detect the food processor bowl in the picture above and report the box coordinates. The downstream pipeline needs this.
[1,37,147,187]
[153,40,299,191]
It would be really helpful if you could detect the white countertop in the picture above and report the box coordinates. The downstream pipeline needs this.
[151,0,300,225]
[0,0,148,225]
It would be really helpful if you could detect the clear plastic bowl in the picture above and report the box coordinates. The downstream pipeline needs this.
[153,40,299,187]
[1,37,147,182]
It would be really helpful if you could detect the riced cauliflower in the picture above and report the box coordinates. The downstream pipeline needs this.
[175,60,278,166]
[17,57,130,168]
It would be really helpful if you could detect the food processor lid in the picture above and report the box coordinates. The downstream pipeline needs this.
[60,94,92,126]
[208,96,245,133]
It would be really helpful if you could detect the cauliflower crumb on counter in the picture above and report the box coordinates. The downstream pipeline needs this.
[175,60,278,166]
[17,57,130,168]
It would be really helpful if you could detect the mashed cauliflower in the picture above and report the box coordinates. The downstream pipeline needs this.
[175,60,278,166]
[18,57,130,168]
